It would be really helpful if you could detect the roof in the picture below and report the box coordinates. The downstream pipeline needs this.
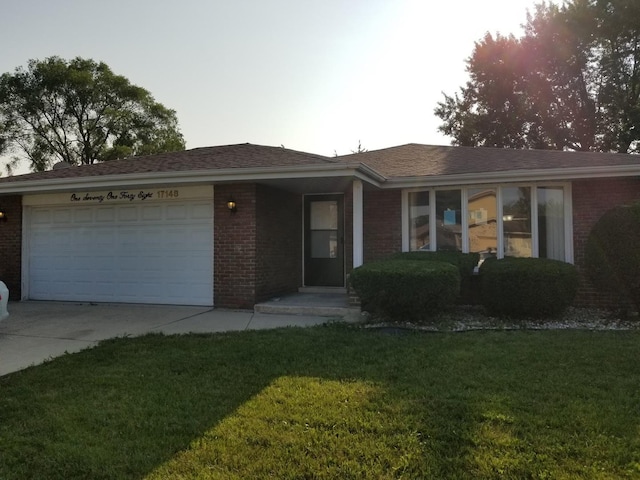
[1,142,639,194]
[338,143,640,178]
[0,143,336,184]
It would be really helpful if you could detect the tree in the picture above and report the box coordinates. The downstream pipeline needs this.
[435,0,640,153]
[0,57,185,172]
[351,140,368,154]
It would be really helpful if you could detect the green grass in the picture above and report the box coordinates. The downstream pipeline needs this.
[1,324,640,479]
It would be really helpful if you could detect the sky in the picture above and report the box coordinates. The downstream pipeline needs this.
[1,0,548,174]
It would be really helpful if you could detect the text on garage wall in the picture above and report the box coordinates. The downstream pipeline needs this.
[69,190,179,204]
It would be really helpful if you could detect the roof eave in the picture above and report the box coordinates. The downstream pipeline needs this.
[382,164,640,188]
[0,163,385,194]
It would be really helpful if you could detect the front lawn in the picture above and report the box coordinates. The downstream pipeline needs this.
[1,324,639,479]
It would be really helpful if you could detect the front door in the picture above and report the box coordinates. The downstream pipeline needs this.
[304,195,344,287]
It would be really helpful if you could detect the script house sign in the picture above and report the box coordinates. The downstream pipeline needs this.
[69,189,180,204]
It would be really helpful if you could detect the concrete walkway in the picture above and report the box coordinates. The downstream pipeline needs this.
[0,301,336,376]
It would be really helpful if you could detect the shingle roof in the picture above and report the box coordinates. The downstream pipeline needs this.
[336,143,640,178]
[1,142,639,188]
[0,143,335,184]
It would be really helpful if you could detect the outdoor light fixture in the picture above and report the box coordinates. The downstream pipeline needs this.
[226,199,237,213]
[0,209,6,222]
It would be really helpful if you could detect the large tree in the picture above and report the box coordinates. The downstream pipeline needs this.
[0,57,185,172]
[435,0,640,153]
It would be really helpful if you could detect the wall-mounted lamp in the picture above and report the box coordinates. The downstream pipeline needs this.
[0,209,6,223]
[226,199,237,213]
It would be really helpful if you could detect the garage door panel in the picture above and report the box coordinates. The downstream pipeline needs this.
[28,200,214,306]
[52,209,72,223]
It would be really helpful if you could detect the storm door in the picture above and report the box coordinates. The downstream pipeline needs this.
[304,195,345,287]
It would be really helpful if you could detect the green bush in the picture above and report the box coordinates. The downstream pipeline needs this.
[349,260,460,323]
[390,251,480,303]
[479,257,578,318]
[586,203,640,313]
[390,250,479,276]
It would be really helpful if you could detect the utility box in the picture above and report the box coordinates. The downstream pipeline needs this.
[0,281,8,321]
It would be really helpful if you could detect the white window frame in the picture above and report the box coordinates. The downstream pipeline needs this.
[402,182,574,263]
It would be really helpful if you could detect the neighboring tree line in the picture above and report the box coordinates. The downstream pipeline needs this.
[0,57,185,173]
[435,0,640,153]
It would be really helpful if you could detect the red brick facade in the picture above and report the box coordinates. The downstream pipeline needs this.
[213,184,258,309]
[572,177,640,308]
[255,185,302,302]
[0,195,22,300]
[362,189,402,262]
[214,183,302,309]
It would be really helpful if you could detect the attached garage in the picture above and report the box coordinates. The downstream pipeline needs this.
[23,186,214,306]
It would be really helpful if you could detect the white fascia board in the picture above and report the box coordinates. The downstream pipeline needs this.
[0,162,385,194]
[382,164,640,189]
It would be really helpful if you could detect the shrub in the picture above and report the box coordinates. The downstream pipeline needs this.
[585,202,640,313]
[479,257,578,318]
[390,251,480,303]
[390,250,479,276]
[349,260,460,323]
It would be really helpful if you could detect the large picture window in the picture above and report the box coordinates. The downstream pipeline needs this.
[408,191,430,250]
[502,186,532,257]
[435,190,462,251]
[468,187,497,259]
[404,184,571,262]
[537,186,565,261]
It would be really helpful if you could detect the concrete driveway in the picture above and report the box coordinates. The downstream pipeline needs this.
[0,301,331,376]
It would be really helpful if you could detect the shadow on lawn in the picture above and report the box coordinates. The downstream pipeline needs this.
[1,325,639,479]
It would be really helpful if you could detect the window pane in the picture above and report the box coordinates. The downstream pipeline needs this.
[310,201,338,230]
[436,190,462,251]
[310,231,338,258]
[538,186,565,260]
[502,187,531,257]
[468,188,497,262]
[408,191,430,251]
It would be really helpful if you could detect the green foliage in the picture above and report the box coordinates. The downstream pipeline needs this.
[586,202,640,312]
[435,0,640,153]
[391,250,479,278]
[1,328,640,478]
[0,56,185,172]
[480,257,579,318]
[349,259,460,322]
[391,251,480,303]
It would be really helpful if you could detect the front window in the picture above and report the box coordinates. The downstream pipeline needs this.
[408,191,430,250]
[537,186,565,261]
[502,186,532,257]
[435,190,462,251]
[468,187,497,261]
[405,184,571,263]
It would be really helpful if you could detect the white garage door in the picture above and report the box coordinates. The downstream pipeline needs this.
[27,200,214,306]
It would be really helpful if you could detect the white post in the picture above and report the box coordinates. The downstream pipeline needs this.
[353,180,364,268]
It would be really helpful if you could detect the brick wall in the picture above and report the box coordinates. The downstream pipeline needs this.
[362,189,402,263]
[214,184,258,309]
[214,183,304,309]
[255,185,302,302]
[0,195,22,300]
[572,177,640,308]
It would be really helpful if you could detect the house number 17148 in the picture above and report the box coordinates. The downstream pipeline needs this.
[157,190,179,199]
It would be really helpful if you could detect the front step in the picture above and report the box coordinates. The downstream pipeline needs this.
[254,303,359,318]
[254,292,361,321]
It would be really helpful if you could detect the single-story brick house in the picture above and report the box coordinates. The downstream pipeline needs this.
[0,143,638,309]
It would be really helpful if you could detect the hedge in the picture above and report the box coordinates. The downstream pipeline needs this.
[390,251,480,303]
[479,257,578,318]
[349,259,460,323]
[585,202,640,313]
